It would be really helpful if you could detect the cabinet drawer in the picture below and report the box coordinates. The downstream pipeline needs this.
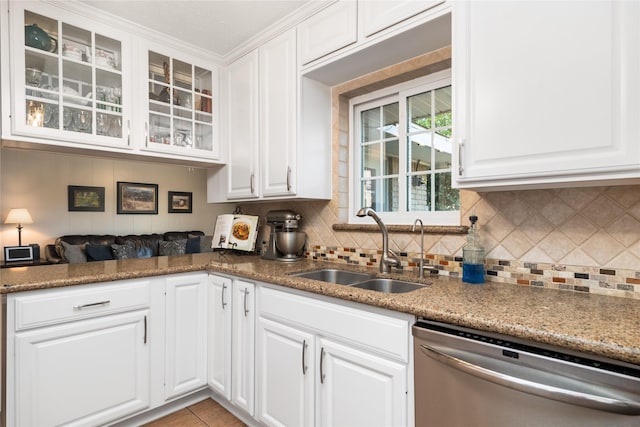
[258,286,410,362]
[12,279,150,331]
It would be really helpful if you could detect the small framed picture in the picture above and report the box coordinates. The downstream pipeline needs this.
[117,182,158,214]
[68,185,105,212]
[168,191,192,213]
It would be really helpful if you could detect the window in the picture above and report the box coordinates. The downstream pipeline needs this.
[350,70,459,225]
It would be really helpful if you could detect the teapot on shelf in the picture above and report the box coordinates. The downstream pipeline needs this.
[25,24,57,53]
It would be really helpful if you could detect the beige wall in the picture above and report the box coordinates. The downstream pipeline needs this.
[0,148,231,254]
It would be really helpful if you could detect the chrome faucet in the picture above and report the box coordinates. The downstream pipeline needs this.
[356,207,401,273]
[412,218,425,279]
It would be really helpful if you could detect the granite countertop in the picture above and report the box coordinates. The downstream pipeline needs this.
[2,253,639,366]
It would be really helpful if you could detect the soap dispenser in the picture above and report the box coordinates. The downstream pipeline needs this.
[463,215,485,284]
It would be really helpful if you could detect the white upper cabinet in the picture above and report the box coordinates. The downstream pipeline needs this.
[140,41,220,162]
[359,0,444,37]
[6,2,132,149]
[298,1,357,65]
[260,29,297,197]
[208,28,332,202]
[225,50,261,199]
[299,0,450,77]
[453,1,640,190]
[2,1,222,166]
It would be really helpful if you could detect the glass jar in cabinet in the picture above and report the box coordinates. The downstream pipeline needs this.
[10,3,131,148]
[144,49,219,160]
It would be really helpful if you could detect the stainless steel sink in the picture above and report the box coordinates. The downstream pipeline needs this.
[349,278,427,293]
[291,269,375,285]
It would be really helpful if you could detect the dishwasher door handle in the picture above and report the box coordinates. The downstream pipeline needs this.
[420,343,640,416]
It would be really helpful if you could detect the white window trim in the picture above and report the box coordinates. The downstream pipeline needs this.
[348,69,459,226]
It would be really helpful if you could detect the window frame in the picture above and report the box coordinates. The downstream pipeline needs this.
[348,69,459,226]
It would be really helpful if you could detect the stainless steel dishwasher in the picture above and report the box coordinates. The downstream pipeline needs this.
[413,320,640,427]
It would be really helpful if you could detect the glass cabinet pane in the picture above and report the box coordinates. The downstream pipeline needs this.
[22,8,124,142]
[147,51,215,155]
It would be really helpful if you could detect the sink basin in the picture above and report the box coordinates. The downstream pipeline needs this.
[291,269,374,285]
[349,278,427,293]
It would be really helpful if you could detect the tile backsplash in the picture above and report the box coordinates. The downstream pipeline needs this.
[239,48,640,300]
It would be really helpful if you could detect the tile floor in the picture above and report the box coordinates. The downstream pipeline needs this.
[142,398,245,427]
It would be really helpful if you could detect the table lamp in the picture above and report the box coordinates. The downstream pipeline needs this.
[5,208,33,246]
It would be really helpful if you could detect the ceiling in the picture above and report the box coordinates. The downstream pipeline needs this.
[79,0,313,57]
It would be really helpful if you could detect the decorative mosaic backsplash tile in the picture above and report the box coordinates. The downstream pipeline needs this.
[306,245,640,300]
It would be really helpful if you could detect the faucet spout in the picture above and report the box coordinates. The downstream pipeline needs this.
[357,208,401,273]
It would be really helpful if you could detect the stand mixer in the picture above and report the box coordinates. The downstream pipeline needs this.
[262,210,306,262]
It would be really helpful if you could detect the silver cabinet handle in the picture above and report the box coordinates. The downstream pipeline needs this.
[221,284,227,309]
[250,173,255,194]
[420,344,640,416]
[243,288,249,317]
[127,119,131,146]
[286,166,292,191]
[73,300,110,310]
[145,122,149,147]
[320,347,326,384]
[302,339,308,375]
[458,138,464,175]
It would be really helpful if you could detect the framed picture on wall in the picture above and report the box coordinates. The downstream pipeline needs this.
[117,182,158,214]
[68,186,105,212]
[168,191,192,213]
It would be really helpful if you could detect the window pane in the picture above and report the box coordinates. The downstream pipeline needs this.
[383,102,399,139]
[408,174,430,211]
[408,134,432,172]
[361,179,375,209]
[362,108,380,142]
[408,91,432,130]
[434,137,452,170]
[435,172,459,211]
[361,178,399,213]
[383,139,399,175]
[434,86,452,124]
[362,144,380,177]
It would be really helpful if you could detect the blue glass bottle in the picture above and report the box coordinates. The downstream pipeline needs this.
[462,215,485,284]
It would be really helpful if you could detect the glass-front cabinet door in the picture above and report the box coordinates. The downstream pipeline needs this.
[144,47,219,160]
[11,3,130,148]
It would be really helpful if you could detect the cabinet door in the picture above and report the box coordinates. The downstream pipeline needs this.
[164,273,208,400]
[260,29,297,197]
[317,337,407,427]
[227,50,260,199]
[9,2,131,148]
[142,42,219,160]
[454,1,640,189]
[298,1,357,65]
[12,310,149,427]
[208,274,232,399]
[256,316,315,427]
[359,0,443,37]
[231,280,256,415]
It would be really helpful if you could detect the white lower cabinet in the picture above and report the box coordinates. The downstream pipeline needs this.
[5,279,152,427]
[208,274,233,399]
[164,273,208,400]
[256,285,412,427]
[231,279,256,415]
[256,317,315,427]
[208,274,256,416]
[317,337,407,427]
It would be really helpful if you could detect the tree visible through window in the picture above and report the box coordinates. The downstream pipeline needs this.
[351,71,459,225]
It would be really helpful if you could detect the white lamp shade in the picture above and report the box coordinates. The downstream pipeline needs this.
[5,208,33,224]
